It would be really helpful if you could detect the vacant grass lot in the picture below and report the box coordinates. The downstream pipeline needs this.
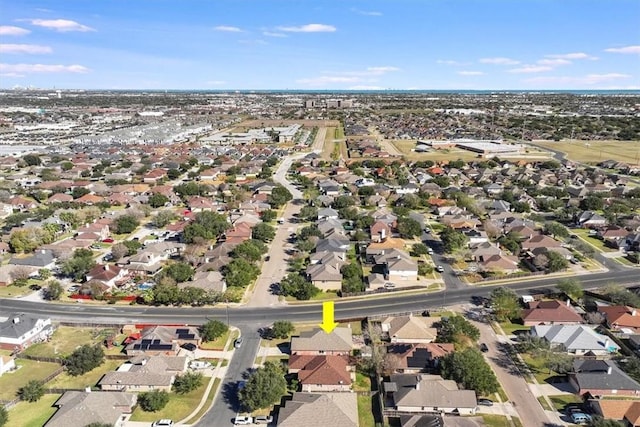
[571,228,617,253]
[521,353,557,384]
[354,373,371,392]
[8,393,60,427]
[129,383,208,422]
[47,359,122,389]
[0,285,32,298]
[199,329,237,350]
[498,320,530,336]
[392,140,480,162]
[357,394,376,427]
[0,359,60,400]
[23,326,117,358]
[548,394,582,411]
[184,378,221,425]
[533,140,640,165]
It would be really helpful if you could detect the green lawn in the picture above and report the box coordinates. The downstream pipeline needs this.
[0,284,31,297]
[47,359,122,389]
[8,393,60,427]
[184,378,221,425]
[548,394,582,411]
[129,383,208,422]
[571,229,617,253]
[357,394,376,427]
[354,373,371,392]
[521,353,556,384]
[339,321,363,335]
[482,414,523,427]
[199,329,237,350]
[23,326,117,358]
[498,321,530,336]
[0,359,60,400]
[537,396,552,411]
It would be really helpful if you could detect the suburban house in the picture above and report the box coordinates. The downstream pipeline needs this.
[531,324,619,356]
[45,391,137,427]
[371,221,392,243]
[373,249,418,281]
[0,313,53,351]
[9,249,56,269]
[85,264,128,288]
[288,354,353,392]
[384,343,454,373]
[590,399,640,426]
[306,262,343,291]
[98,355,187,392]
[383,374,478,416]
[598,306,640,333]
[570,360,640,397]
[276,392,359,427]
[124,325,200,356]
[290,327,353,356]
[381,315,440,344]
[521,300,584,326]
[180,270,226,293]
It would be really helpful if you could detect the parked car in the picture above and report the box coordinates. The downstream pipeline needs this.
[102,238,114,243]
[254,415,273,424]
[384,282,396,289]
[181,343,197,352]
[234,415,253,425]
[436,265,444,273]
[152,420,174,427]
[477,398,493,406]
[479,343,489,353]
[234,337,243,348]
[570,413,592,424]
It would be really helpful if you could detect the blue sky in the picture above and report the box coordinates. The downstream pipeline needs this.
[0,0,639,90]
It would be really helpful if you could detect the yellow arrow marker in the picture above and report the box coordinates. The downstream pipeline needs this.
[319,301,338,334]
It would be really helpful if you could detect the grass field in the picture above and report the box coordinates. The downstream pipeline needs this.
[571,228,618,253]
[391,140,480,161]
[521,353,557,384]
[23,326,117,358]
[0,285,31,298]
[0,359,60,400]
[354,373,371,392]
[199,329,237,351]
[321,127,336,160]
[498,320,530,336]
[129,383,208,422]
[8,393,60,427]
[184,378,221,425]
[47,359,122,389]
[357,394,376,427]
[532,140,640,165]
[482,414,523,427]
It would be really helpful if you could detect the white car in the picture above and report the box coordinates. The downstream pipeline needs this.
[254,415,273,424]
[234,415,253,425]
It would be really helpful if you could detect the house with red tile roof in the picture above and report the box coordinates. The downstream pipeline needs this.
[521,300,584,326]
[385,343,455,373]
[75,193,105,205]
[598,306,640,333]
[288,355,353,392]
[142,169,167,184]
[86,264,128,288]
[48,193,74,204]
[224,222,252,244]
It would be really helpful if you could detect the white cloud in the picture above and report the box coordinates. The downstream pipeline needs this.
[297,66,399,87]
[479,57,520,65]
[0,26,30,36]
[0,44,52,54]
[263,31,287,38]
[524,73,631,85]
[365,66,400,75]
[605,45,640,55]
[457,71,484,76]
[437,59,463,65]
[296,76,361,85]
[349,85,384,90]
[537,58,571,66]
[25,19,95,32]
[0,63,90,73]
[214,25,243,33]
[546,52,597,60]
[277,24,336,33]
[0,72,25,77]
[351,8,382,16]
[508,65,553,73]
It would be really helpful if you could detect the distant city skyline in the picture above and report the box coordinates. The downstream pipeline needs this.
[0,0,639,90]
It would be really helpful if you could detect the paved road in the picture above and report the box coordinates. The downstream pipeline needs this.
[1,269,637,325]
[195,325,261,427]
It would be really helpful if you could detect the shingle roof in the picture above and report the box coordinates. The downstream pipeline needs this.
[45,391,136,427]
[290,355,351,386]
[387,374,477,409]
[277,392,358,427]
[533,324,619,352]
[291,328,352,353]
[572,360,640,393]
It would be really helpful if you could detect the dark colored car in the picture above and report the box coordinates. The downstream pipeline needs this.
[477,398,493,406]
[181,343,197,351]
[479,343,489,353]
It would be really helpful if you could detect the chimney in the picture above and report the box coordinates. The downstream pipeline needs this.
[12,317,20,324]
[104,264,109,271]
[566,299,571,306]
[604,339,610,348]
[607,365,613,375]
[633,309,637,316]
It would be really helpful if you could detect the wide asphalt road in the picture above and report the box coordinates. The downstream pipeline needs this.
[1,269,637,325]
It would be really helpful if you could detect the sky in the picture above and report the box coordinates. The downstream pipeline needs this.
[0,0,639,90]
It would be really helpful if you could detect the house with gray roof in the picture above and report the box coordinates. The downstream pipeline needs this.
[277,392,358,427]
[532,324,619,356]
[570,360,640,397]
[9,249,56,269]
[45,391,136,427]
[383,374,477,415]
[0,313,52,351]
[291,327,353,356]
[99,355,187,392]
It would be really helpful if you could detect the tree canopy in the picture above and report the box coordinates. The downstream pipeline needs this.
[490,287,521,322]
[65,344,105,376]
[183,211,230,243]
[440,348,499,396]
[440,227,467,253]
[238,361,287,411]
[200,319,228,342]
[252,222,276,242]
[436,315,480,347]
[279,272,320,300]
[18,380,44,402]
[138,390,169,412]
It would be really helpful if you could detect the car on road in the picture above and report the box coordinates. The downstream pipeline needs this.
[234,415,253,425]
[102,238,114,243]
[254,415,273,424]
[384,282,396,289]
[427,247,434,255]
[435,265,444,273]
[234,337,243,348]
[477,398,493,406]
[479,343,489,353]
[152,420,174,427]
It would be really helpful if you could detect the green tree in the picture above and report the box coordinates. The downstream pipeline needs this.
[151,282,180,305]
[231,240,267,262]
[557,278,584,301]
[261,209,277,222]
[167,168,182,180]
[252,222,276,242]
[279,272,320,300]
[436,316,480,347]
[239,361,287,411]
[490,287,521,322]
[410,243,429,256]
[62,249,96,281]
[65,344,105,376]
[588,417,625,427]
[148,193,169,208]
[440,227,468,253]
[201,319,228,342]
[9,228,43,253]
[440,348,499,396]
[164,262,194,283]
[498,232,522,255]
[223,258,260,288]
[153,209,176,228]
[397,217,422,239]
[172,371,204,394]
[544,221,569,239]
[22,154,41,166]
[113,214,140,234]
[267,185,293,208]
[547,251,569,272]
[38,268,52,280]
[620,357,640,382]
[183,211,230,243]
[72,187,90,199]
[271,320,294,339]
[45,280,64,301]
[0,405,7,427]
[138,390,170,412]
[17,380,44,402]
[299,205,318,221]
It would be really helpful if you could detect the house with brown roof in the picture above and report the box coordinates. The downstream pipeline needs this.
[590,399,640,426]
[47,193,74,204]
[385,343,454,373]
[86,264,128,288]
[224,222,252,244]
[381,315,440,344]
[480,254,520,274]
[521,235,562,251]
[142,168,167,183]
[521,300,584,326]
[599,306,640,333]
[371,220,392,243]
[45,391,136,427]
[75,193,105,205]
[288,354,353,392]
[291,327,353,356]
